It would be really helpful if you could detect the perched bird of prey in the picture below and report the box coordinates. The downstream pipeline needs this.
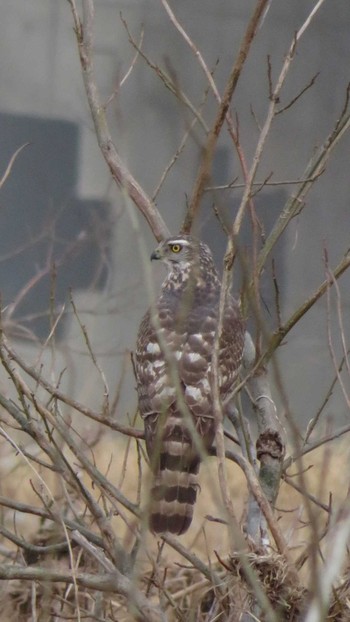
[135,235,245,535]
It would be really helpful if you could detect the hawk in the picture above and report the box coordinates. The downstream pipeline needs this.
[135,235,245,535]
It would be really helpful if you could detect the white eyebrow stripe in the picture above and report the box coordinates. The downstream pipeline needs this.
[168,238,190,246]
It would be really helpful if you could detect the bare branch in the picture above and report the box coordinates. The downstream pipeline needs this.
[2,336,144,439]
[258,97,350,273]
[260,248,350,365]
[0,143,29,190]
[282,417,350,480]
[205,173,324,190]
[276,71,320,115]
[182,0,270,232]
[103,27,144,109]
[0,564,166,622]
[231,0,328,247]
[69,0,169,241]
[216,447,292,560]
[304,501,350,622]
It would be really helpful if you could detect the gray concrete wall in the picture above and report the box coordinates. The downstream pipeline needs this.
[0,1,349,430]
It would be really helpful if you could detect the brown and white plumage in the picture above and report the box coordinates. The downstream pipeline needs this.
[135,235,245,535]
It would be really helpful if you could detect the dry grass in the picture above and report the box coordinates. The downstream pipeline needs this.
[0,426,349,620]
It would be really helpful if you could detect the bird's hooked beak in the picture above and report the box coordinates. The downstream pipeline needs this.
[150,247,162,261]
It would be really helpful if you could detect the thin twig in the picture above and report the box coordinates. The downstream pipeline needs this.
[70,290,110,411]
[182,0,270,232]
[258,248,350,366]
[69,0,169,241]
[2,336,144,439]
[276,71,320,115]
[0,564,165,621]
[285,422,350,467]
[121,15,209,134]
[303,500,350,622]
[231,0,327,248]
[257,92,350,274]
[103,28,144,109]
[303,350,350,445]
[205,174,323,190]
[0,143,29,190]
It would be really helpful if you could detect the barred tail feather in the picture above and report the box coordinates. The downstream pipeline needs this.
[148,416,201,535]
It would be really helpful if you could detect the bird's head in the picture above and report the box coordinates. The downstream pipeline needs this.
[151,235,202,268]
[150,235,219,292]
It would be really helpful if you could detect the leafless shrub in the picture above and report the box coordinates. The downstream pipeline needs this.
[0,1,349,620]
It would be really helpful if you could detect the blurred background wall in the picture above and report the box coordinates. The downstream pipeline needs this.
[0,0,349,431]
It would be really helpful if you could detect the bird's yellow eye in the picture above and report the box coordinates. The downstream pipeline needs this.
[170,243,182,253]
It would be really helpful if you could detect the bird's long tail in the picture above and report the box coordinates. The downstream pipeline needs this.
[148,413,201,535]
